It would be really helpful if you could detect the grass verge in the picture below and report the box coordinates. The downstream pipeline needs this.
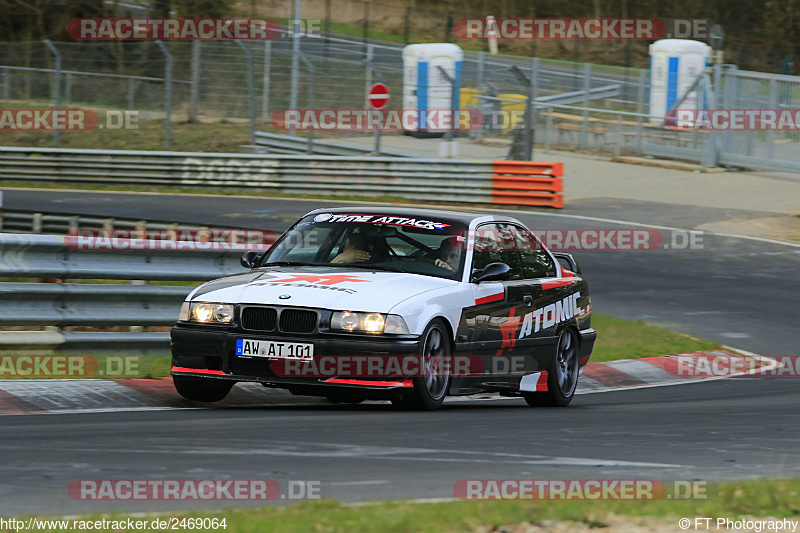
[22,478,800,532]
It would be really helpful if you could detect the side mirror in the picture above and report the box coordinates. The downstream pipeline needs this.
[471,262,512,283]
[240,250,263,269]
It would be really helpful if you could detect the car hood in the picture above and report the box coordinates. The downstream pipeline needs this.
[188,266,457,312]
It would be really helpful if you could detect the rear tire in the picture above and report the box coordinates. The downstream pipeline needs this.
[173,376,233,403]
[523,328,579,407]
[393,319,451,411]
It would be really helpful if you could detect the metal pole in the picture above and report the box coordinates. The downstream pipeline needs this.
[64,73,72,107]
[189,40,200,123]
[298,53,315,153]
[403,6,411,45]
[127,78,135,110]
[261,40,272,122]
[289,0,301,137]
[364,44,373,109]
[43,40,61,148]
[545,105,553,153]
[529,57,538,160]
[580,62,591,149]
[2,68,9,101]
[155,40,172,150]
[636,70,646,155]
[362,2,370,56]
[324,0,331,59]
[235,40,256,146]
[477,51,485,88]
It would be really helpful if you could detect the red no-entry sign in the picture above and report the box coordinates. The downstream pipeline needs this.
[368,83,390,109]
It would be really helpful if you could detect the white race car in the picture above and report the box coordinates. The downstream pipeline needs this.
[171,207,595,410]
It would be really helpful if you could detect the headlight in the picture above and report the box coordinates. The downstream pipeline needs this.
[330,312,408,334]
[186,302,235,324]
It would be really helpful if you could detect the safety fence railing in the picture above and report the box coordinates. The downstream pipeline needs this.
[0,233,252,351]
[0,147,564,207]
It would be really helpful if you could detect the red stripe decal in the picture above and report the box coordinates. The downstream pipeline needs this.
[536,371,549,392]
[171,366,226,376]
[475,292,504,305]
[324,378,414,387]
[541,277,575,290]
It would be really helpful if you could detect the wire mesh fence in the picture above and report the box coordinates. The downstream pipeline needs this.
[2,32,800,171]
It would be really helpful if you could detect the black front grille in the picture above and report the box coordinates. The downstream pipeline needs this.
[241,306,277,331]
[279,309,317,333]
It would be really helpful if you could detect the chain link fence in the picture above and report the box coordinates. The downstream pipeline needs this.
[2,32,800,171]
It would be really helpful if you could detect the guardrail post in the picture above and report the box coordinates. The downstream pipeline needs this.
[32,213,43,234]
[189,40,200,123]
[43,40,62,148]
[298,53,316,153]
[235,40,256,146]
[155,41,173,150]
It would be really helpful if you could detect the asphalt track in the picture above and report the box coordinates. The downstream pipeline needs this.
[1,379,798,515]
[1,188,799,515]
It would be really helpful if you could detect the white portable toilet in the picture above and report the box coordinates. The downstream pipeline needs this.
[402,43,463,135]
[649,39,711,124]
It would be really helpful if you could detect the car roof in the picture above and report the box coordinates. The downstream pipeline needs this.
[303,206,520,225]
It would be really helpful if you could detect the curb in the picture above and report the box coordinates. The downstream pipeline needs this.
[0,350,764,415]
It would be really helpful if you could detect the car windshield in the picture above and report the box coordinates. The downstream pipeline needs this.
[261,213,468,280]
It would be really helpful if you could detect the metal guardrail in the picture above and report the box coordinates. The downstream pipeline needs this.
[250,131,416,158]
[0,233,249,351]
[0,282,191,327]
[0,233,246,281]
[0,147,501,203]
[0,210,233,235]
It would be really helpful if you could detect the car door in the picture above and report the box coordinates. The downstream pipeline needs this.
[510,224,576,376]
[458,223,530,386]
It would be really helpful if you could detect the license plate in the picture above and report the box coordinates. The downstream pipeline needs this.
[235,338,313,361]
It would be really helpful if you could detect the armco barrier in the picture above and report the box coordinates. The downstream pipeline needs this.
[491,161,564,208]
[0,233,248,351]
[0,147,564,208]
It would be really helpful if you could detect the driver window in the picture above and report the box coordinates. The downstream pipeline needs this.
[472,224,522,280]
[508,225,557,279]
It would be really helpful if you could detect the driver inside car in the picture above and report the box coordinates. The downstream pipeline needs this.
[330,233,371,264]
[432,236,461,272]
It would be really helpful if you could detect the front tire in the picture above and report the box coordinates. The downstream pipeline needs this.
[524,328,579,407]
[392,319,451,411]
[173,376,234,403]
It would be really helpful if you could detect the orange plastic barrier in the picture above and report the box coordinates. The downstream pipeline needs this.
[490,161,564,208]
